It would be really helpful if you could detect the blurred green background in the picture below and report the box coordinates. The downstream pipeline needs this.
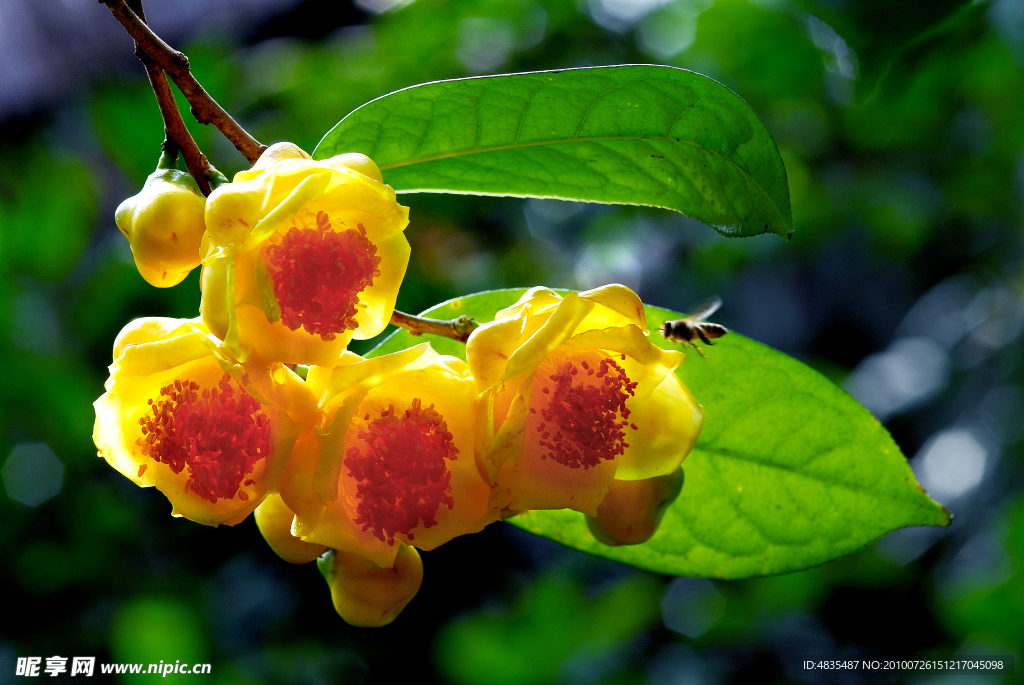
[1,0,1023,682]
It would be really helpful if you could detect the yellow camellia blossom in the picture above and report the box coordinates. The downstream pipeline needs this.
[281,343,498,569]
[200,142,410,365]
[467,285,704,518]
[115,166,206,288]
[93,316,316,526]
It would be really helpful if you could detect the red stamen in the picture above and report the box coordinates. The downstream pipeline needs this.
[136,373,271,503]
[344,398,458,546]
[262,211,382,339]
[536,356,637,469]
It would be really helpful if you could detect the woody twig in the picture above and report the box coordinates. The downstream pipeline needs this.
[389,310,479,343]
[100,0,266,164]
[122,0,216,194]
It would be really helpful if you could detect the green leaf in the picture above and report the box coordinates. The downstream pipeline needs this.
[314,65,792,238]
[367,289,950,579]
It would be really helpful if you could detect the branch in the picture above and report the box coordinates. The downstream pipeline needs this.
[390,310,479,344]
[101,0,267,164]
[124,0,213,195]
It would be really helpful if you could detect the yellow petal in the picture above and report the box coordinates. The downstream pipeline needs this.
[312,178,409,242]
[351,232,410,340]
[205,174,274,249]
[199,253,235,342]
[326,152,383,183]
[108,329,212,380]
[232,302,356,367]
[255,494,328,564]
[616,372,703,480]
[493,286,564,321]
[558,325,683,401]
[320,343,439,402]
[501,292,594,382]
[579,283,649,333]
[246,142,311,175]
[242,171,334,251]
[313,389,369,507]
[466,315,528,390]
[497,395,618,518]
[112,316,198,361]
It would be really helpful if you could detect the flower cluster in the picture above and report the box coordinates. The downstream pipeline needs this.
[95,144,704,626]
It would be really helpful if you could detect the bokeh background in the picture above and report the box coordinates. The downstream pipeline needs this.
[2,0,1024,682]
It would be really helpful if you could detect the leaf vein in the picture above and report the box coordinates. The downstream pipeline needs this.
[701,446,934,512]
[586,138,692,202]
[513,80,552,144]
[572,81,629,138]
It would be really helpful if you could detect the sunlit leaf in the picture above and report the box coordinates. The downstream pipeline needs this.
[315,65,792,238]
[368,288,950,579]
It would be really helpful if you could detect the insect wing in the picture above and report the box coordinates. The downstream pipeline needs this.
[685,295,722,322]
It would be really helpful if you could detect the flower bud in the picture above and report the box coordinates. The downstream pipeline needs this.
[254,493,327,564]
[115,168,206,288]
[585,468,683,546]
[318,544,423,627]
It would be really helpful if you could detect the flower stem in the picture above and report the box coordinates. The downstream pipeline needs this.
[100,0,267,164]
[390,310,478,344]
[123,0,215,195]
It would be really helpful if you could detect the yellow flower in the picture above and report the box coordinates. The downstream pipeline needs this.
[115,167,206,288]
[200,142,410,365]
[93,317,316,526]
[467,286,703,517]
[281,343,497,568]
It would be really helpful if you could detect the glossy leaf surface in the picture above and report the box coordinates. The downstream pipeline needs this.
[315,65,792,238]
[368,289,950,578]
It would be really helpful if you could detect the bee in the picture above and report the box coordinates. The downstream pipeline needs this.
[660,295,728,358]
